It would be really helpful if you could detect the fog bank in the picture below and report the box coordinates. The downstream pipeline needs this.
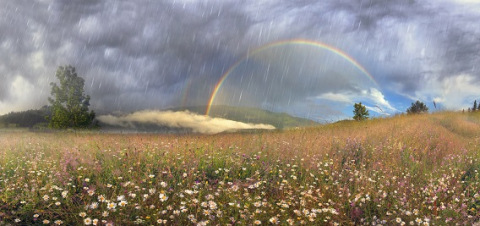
[97,110,275,134]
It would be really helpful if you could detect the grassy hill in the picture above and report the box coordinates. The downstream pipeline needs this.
[169,105,318,129]
[1,111,480,224]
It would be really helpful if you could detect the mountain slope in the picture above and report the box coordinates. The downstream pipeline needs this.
[0,107,50,128]
[169,105,318,129]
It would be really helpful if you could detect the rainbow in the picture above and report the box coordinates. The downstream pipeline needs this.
[206,39,377,115]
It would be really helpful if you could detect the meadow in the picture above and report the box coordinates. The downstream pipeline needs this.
[1,112,480,225]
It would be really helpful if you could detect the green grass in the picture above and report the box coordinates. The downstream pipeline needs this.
[1,112,480,225]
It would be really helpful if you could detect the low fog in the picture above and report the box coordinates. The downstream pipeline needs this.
[97,110,275,134]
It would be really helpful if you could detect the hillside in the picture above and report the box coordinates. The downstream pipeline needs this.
[0,106,50,128]
[169,105,318,129]
[1,111,480,224]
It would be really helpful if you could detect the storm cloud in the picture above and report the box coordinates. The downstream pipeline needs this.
[1,0,479,119]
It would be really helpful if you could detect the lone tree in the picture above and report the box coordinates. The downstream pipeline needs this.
[473,100,477,112]
[353,102,369,121]
[406,100,428,114]
[48,65,95,128]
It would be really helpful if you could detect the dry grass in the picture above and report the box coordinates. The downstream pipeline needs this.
[1,112,480,225]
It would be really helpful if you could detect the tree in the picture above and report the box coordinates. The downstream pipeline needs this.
[406,100,428,114]
[48,65,95,128]
[474,100,477,112]
[353,102,369,121]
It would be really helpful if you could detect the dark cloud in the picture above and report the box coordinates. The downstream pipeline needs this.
[328,0,418,31]
[0,0,479,118]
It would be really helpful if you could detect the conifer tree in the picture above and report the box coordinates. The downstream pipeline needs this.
[353,102,369,121]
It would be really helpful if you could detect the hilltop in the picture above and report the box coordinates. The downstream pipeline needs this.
[0,106,50,128]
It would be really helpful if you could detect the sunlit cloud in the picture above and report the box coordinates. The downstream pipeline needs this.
[316,93,352,103]
[367,88,397,112]
[97,110,275,134]
[316,88,397,116]
[0,76,38,114]
[415,74,480,111]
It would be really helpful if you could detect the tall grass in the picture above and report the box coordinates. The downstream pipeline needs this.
[1,112,480,225]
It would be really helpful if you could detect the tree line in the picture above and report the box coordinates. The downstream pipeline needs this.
[466,100,480,112]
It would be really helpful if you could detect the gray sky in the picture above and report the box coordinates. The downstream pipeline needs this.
[1,0,479,120]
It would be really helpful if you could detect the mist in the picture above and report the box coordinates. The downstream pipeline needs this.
[97,110,275,134]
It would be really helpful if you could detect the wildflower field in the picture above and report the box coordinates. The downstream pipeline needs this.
[1,112,480,225]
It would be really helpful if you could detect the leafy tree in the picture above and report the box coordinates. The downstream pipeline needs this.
[48,65,96,128]
[474,100,477,112]
[353,102,369,121]
[406,100,428,114]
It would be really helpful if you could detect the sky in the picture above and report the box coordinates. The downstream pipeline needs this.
[1,0,480,122]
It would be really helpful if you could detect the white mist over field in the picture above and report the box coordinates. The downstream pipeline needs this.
[97,110,275,134]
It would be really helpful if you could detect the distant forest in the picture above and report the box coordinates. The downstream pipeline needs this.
[0,106,50,128]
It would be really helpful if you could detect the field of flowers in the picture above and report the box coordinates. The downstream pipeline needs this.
[1,112,480,225]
